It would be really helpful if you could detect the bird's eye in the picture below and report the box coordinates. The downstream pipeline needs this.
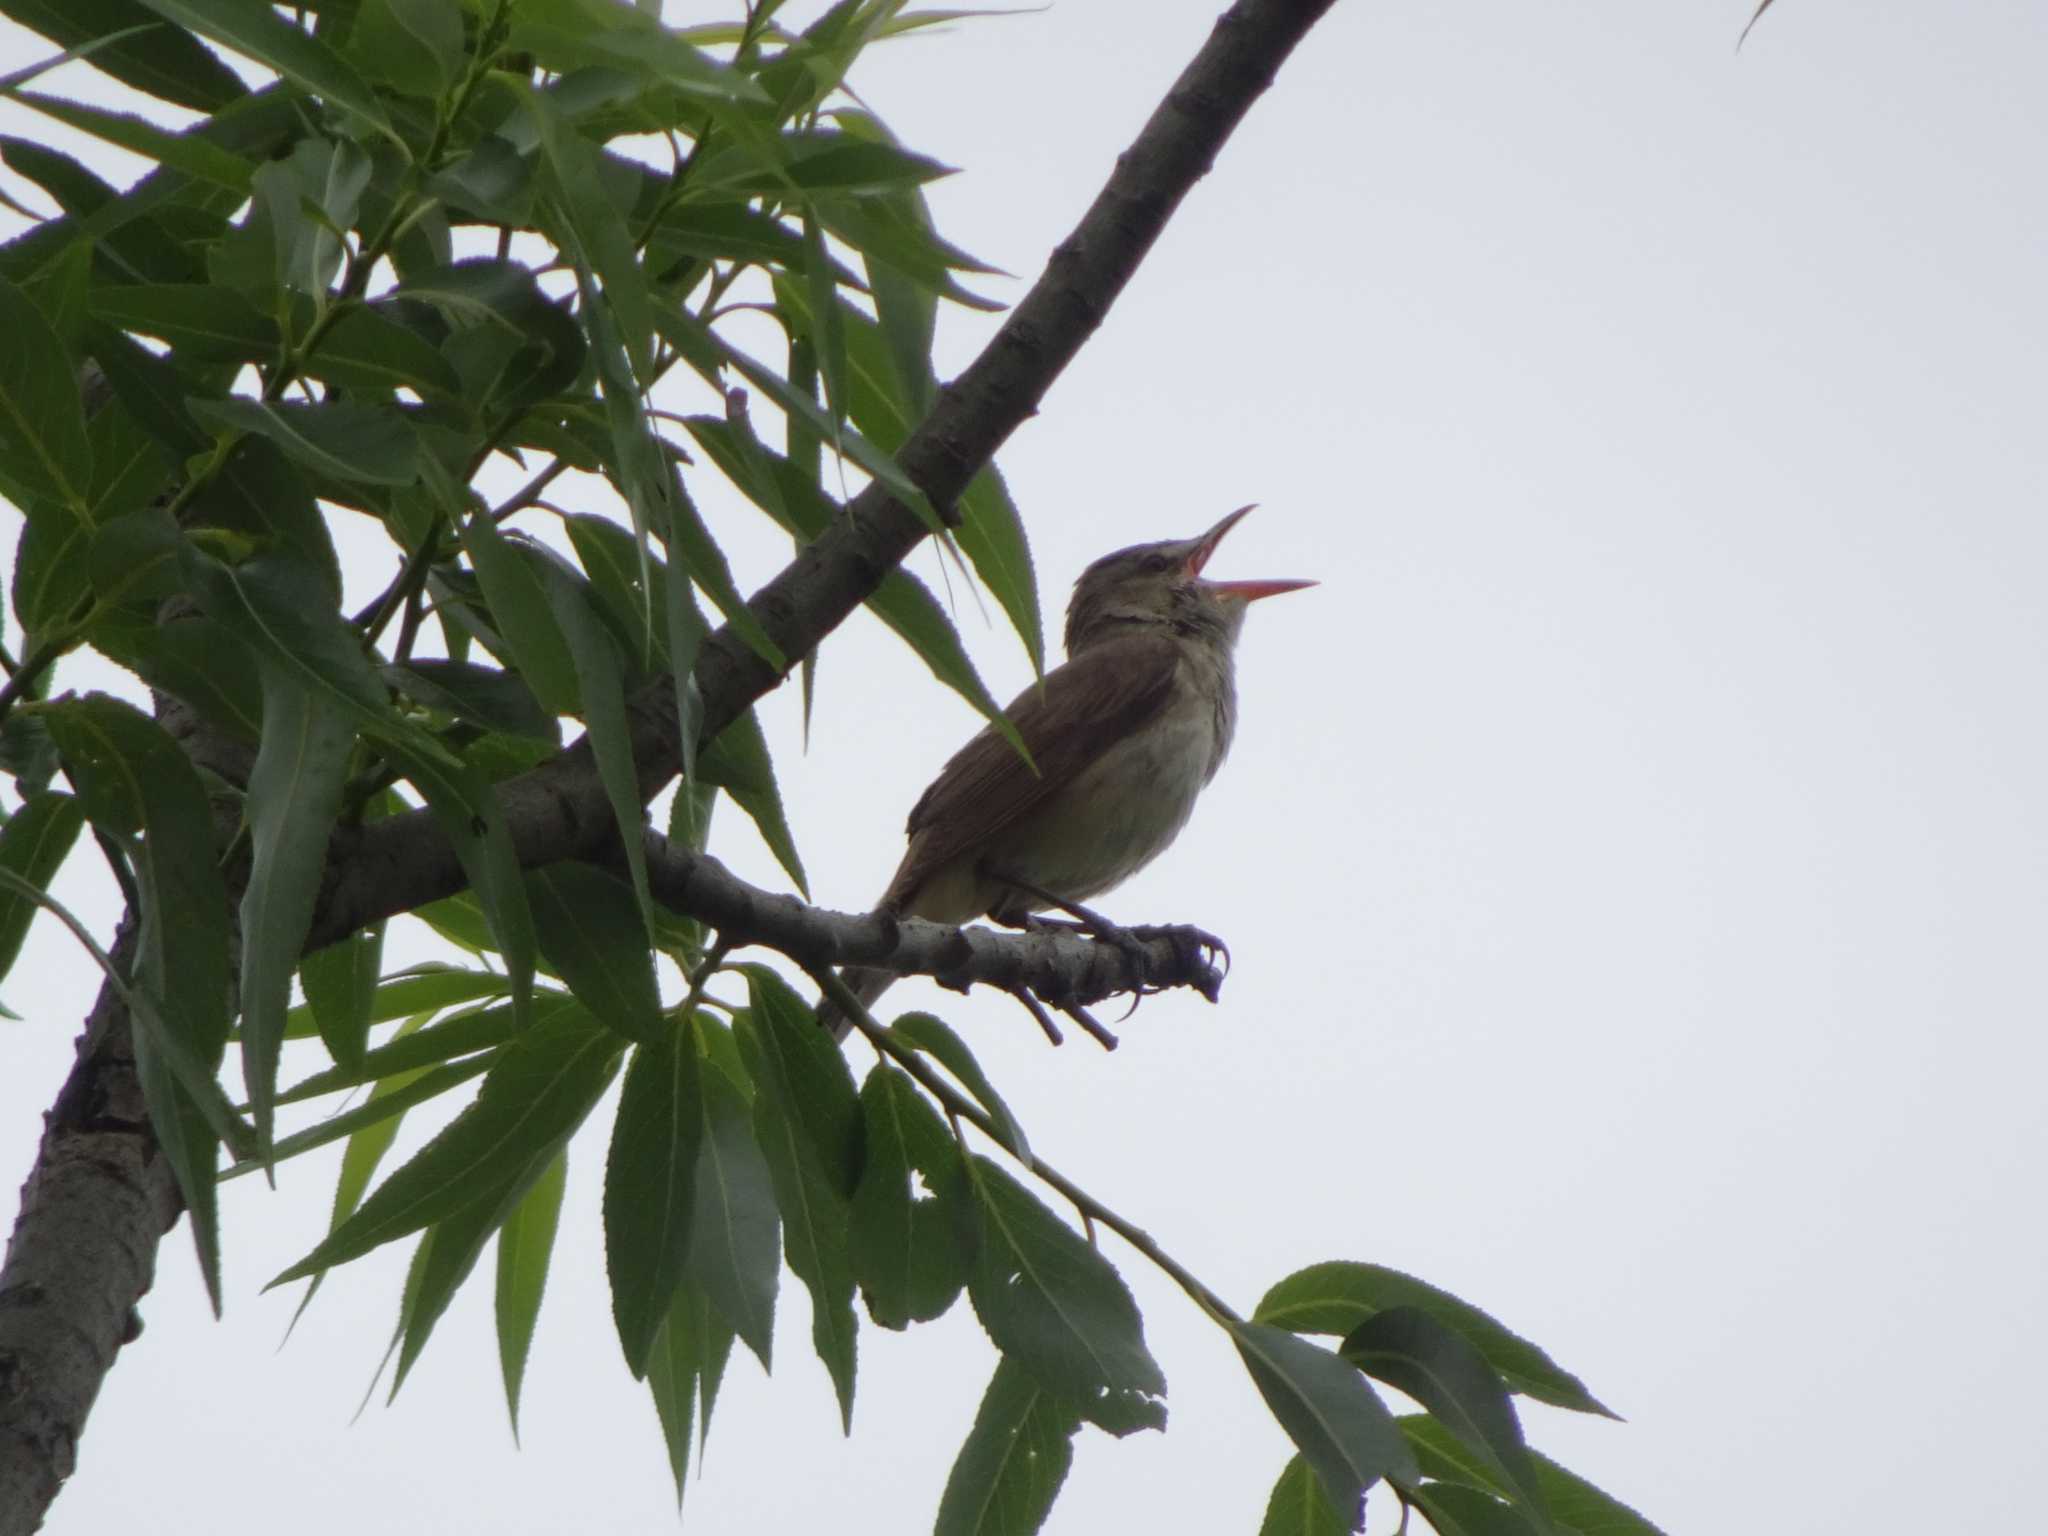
[1143,553,1171,574]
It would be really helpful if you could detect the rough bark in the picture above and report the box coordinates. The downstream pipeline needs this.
[0,0,1339,1527]
[0,928,176,1536]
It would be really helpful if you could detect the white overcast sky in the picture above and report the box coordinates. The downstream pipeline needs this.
[3,2,2045,1533]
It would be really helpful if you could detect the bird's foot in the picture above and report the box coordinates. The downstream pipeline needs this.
[1123,924,1230,1001]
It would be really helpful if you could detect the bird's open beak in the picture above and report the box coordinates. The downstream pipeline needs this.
[1186,505,1317,602]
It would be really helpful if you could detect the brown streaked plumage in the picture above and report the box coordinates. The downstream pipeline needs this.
[822,506,1312,1034]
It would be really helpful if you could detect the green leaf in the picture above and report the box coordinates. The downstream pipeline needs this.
[269,1003,621,1284]
[307,303,462,396]
[188,397,419,487]
[682,1014,779,1368]
[658,475,786,673]
[646,1283,700,1508]
[1253,1261,1611,1417]
[955,465,1042,675]
[0,0,246,111]
[299,924,383,1075]
[736,968,861,1426]
[5,89,253,192]
[892,1012,1029,1164]
[86,320,209,455]
[346,0,463,99]
[1398,1418,1668,1536]
[278,995,530,1103]
[91,282,279,361]
[604,1027,702,1376]
[531,87,653,383]
[282,962,512,1042]
[1258,1455,1352,1536]
[868,566,1026,755]
[534,552,655,933]
[504,0,767,104]
[1409,1484,1542,1536]
[698,709,807,897]
[129,0,398,145]
[0,277,91,511]
[657,298,940,534]
[386,660,558,743]
[1342,1308,1549,1532]
[86,607,263,742]
[966,1155,1163,1401]
[282,1009,438,1325]
[496,1146,567,1440]
[850,1063,970,1329]
[1230,1320,1417,1524]
[740,967,860,1189]
[392,1124,570,1396]
[934,1357,1082,1536]
[455,516,580,717]
[526,863,661,1043]
[226,1054,496,1179]
[43,692,232,1309]
[428,134,533,225]
[238,667,357,1155]
[396,257,585,411]
[0,791,85,992]
[81,399,173,527]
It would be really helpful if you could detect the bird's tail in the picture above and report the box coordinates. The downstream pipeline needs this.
[816,965,897,1041]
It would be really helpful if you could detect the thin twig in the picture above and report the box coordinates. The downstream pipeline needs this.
[809,966,1240,1326]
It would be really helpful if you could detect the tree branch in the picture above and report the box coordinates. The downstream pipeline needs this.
[0,923,180,1536]
[624,832,1225,1011]
[310,0,1338,949]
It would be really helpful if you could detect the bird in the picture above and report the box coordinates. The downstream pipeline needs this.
[820,505,1313,1036]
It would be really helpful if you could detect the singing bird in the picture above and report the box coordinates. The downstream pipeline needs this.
[821,505,1313,1034]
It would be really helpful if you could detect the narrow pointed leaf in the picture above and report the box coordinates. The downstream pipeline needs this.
[281,963,512,1043]
[224,1055,497,1180]
[1398,1418,1669,1536]
[456,516,580,717]
[239,667,357,1153]
[1342,1307,1549,1531]
[850,1063,971,1329]
[1409,1483,1542,1536]
[0,791,85,990]
[0,276,91,510]
[682,1017,779,1368]
[270,1004,620,1284]
[91,282,278,360]
[699,710,807,897]
[605,1029,702,1376]
[129,0,398,144]
[646,1286,700,1508]
[1259,1455,1351,1536]
[966,1156,1163,1401]
[1253,1261,1611,1417]
[527,863,661,1043]
[189,396,418,487]
[8,89,254,191]
[496,1146,568,1438]
[536,554,655,932]
[43,693,231,1308]
[1230,1320,1417,1522]
[735,973,860,1425]
[0,0,246,111]
[892,1012,1028,1164]
[934,1357,1082,1536]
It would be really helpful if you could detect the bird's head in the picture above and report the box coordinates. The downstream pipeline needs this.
[1063,505,1314,655]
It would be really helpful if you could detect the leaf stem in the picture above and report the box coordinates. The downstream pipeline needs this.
[807,965,1243,1328]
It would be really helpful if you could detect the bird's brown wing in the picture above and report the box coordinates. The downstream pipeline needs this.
[881,631,1183,911]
